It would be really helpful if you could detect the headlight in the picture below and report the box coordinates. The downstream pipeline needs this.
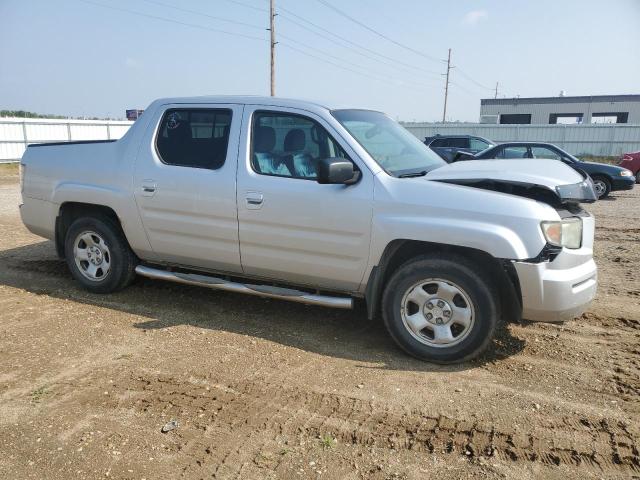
[541,217,582,249]
[620,169,632,177]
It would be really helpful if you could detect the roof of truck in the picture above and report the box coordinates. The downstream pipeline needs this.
[152,95,338,111]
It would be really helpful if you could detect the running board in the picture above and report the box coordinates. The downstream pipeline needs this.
[135,265,353,309]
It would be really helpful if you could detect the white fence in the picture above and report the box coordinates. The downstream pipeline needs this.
[402,123,640,157]
[3,117,639,162]
[0,118,133,163]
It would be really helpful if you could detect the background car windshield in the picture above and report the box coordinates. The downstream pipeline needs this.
[332,109,445,176]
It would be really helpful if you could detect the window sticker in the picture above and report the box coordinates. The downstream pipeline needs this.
[166,111,182,130]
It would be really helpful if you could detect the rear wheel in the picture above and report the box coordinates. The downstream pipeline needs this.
[64,216,137,293]
[635,171,640,184]
[382,255,498,363]
[592,176,611,198]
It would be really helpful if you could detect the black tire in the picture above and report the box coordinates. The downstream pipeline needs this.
[592,176,611,198]
[635,171,640,184]
[64,215,137,293]
[381,254,498,364]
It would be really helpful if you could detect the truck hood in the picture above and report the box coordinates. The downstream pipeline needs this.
[426,159,597,205]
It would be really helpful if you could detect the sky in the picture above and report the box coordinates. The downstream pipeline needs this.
[1,0,639,122]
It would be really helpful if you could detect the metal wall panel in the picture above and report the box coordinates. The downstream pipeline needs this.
[480,99,640,124]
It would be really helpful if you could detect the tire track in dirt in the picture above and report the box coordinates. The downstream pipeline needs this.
[117,375,639,476]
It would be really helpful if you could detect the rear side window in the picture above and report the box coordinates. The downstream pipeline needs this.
[156,108,232,169]
[470,137,491,150]
[445,138,468,148]
[430,138,447,147]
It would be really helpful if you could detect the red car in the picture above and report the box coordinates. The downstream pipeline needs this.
[620,151,640,183]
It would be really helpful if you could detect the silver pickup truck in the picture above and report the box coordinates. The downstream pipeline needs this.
[19,96,598,363]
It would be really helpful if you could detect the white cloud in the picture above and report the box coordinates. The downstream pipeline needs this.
[462,10,488,26]
[125,57,139,69]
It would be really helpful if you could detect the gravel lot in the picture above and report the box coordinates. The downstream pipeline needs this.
[1,164,638,479]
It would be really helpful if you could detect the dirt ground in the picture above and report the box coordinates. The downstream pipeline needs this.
[0,163,638,479]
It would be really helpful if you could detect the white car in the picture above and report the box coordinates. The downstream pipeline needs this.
[19,96,598,363]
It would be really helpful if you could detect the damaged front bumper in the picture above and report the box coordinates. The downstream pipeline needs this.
[513,214,597,322]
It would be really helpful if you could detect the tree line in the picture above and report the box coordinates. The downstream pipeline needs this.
[0,110,121,120]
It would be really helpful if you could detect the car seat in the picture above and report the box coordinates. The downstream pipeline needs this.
[253,126,290,176]
[284,128,316,178]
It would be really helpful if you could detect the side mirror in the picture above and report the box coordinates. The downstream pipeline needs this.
[453,151,473,162]
[317,157,360,185]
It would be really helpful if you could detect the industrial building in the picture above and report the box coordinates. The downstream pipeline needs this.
[480,94,640,125]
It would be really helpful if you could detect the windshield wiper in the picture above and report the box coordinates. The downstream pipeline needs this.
[398,170,428,178]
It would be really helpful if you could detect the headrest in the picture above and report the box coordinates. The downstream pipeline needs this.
[254,126,276,152]
[284,128,305,151]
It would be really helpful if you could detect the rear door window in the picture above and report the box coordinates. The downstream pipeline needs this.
[530,146,562,160]
[496,146,530,159]
[156,108,232,169]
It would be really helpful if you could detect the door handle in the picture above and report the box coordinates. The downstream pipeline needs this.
[141,180,157,197]
[245,192,264,209]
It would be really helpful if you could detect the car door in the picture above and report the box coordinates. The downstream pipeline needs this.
[133,103,244,273]
[236,106,373,292]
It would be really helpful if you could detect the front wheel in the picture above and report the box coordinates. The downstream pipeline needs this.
[381,255,498,363]
[592,176,611,198]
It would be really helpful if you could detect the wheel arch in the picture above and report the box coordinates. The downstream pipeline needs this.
[365,239,521,323]
[590,172,613,182]
[55,202,125,259]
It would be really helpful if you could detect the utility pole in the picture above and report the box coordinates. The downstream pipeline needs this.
[269,0,276,96]
[442,48,452,123]
[494,81,499,99]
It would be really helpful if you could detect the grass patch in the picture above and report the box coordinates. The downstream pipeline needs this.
[30,386,48,403]
[319,434,336,449]
[0,162,19,174]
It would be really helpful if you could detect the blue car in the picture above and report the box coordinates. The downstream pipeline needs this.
[456,142,634,198]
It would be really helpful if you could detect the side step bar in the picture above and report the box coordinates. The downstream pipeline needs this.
[135,265,353,309]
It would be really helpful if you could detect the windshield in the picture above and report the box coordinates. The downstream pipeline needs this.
[332,109,445,176]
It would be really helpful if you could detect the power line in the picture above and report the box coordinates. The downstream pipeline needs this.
[279,43,434,93]
[277,32,440,90]
[314,0,441,63]
[77,0,267,42]
[455,67,495,92]
[133,0,442,92]
[76,0,435,95]
[311,0,503,99]
[277,3,441,78]
[450,82,477,97]
[139,0,264,30]
[220,0,268,13]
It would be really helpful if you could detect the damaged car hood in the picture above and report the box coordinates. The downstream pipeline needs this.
[426,159,597,204]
